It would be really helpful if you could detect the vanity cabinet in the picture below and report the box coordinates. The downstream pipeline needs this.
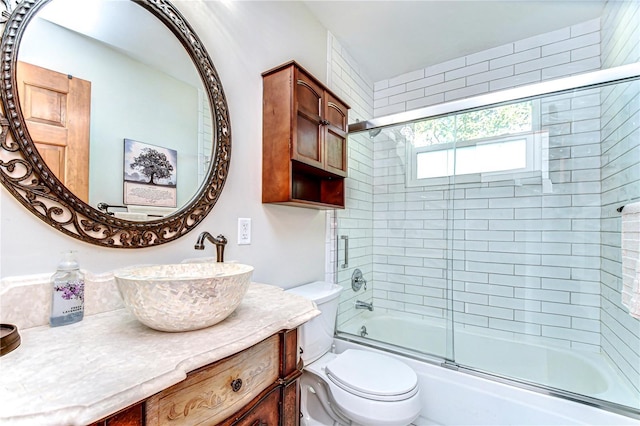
[262,61,349,209]
[91,329,300,426]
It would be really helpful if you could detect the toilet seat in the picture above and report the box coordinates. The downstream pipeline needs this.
[303,351,422,426]
[325,349,418,401]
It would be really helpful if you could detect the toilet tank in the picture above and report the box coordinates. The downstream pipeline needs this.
[286,281,342,364]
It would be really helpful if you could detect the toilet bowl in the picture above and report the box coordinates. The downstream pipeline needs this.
[287,281,421,426]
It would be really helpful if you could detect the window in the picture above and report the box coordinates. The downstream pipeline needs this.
[406,101,547,186]
[416,136,528,179]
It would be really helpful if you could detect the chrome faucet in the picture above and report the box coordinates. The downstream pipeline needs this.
[194,232,227,262]
[355,300,373,311]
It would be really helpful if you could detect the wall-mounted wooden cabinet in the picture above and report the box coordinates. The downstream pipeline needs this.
[262,61,349,209]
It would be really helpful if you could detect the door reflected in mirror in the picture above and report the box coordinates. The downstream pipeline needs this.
[17,61,91,202]
[17,0,213,220]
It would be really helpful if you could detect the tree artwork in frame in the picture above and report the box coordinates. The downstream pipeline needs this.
[123,139,177,208]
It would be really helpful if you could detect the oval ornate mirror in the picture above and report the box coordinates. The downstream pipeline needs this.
[0,0,231,247]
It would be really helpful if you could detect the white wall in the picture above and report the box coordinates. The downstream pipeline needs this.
[0,1,330,288]
[600,0,640,396]
[336,1,639,401]
[361,18,603,346]
[373,18,601,116]
[325,33,377,325]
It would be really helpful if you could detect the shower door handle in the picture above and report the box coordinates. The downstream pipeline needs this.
[341,235,348,269]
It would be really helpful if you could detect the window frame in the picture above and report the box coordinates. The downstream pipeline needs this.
[405,100,548,187]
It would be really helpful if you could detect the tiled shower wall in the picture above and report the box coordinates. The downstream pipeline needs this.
[325,33,376,325]
[373,18,600,116]
[326,0,639,395]
[600,0,640,394]
[371,18,602,345]
[367,3,639,393]
[371,86,603,350]
[197,93,213,182]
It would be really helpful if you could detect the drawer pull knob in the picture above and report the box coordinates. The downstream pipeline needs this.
[231,378,243,392]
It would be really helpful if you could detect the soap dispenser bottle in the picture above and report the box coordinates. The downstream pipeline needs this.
[50,251,85,327]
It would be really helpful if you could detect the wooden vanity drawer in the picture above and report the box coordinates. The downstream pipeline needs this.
[146,335,280,426]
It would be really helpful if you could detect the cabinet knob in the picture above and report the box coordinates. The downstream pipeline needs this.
[319,119,330,126]
[230,378,243,392]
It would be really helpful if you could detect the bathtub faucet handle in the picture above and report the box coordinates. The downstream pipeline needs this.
[351,268,367,291]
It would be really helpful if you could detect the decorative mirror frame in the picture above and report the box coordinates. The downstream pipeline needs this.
[0,0,231,248]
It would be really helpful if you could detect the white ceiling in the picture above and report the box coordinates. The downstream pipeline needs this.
[37,0,608,87]
[303,1,607,82]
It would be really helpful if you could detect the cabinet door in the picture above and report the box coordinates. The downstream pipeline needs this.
[323,93,348,177]
[281,379,300,426]
[232,387,281,426]
[293,68,324,170]
[89,402,144,426]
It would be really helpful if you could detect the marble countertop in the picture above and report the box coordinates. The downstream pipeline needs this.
[0,283,319,426]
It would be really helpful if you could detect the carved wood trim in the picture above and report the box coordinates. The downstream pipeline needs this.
[0,0,231,247]
[146,335,279,426]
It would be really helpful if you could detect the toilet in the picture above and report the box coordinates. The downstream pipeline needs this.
[287,281,421,426]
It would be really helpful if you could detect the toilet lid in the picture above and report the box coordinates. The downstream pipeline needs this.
[325,349,418,402]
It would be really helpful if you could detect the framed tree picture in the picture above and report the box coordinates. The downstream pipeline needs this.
[123,139,177,207]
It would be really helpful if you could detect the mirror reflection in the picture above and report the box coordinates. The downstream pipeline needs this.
[17,0,213,220]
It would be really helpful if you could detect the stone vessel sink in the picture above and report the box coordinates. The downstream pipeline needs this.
[114,263,253,332]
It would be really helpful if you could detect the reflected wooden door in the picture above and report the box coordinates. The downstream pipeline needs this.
[17,61,91,203]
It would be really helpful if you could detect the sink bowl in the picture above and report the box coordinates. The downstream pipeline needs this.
[114,263,253,332]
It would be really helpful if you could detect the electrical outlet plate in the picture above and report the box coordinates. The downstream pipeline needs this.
[238,218,251,245]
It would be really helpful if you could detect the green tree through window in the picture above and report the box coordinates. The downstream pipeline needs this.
[410,101,533,148]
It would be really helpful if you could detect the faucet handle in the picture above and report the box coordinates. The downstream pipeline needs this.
[351,268,367,291]
[214,234,227,263]
[194,232,227,262]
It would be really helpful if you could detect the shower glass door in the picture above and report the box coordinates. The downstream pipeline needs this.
[448,81,640,409]
[334,124,455,362]
[335,71,640,411]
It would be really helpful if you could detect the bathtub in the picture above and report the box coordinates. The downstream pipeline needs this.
[339,312,640,423]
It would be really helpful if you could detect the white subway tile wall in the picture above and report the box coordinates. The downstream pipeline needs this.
[327,2,639,401]
[326,33,375,325]
[373,18,601,117]
[600,0,640,397]
[370,17,604,350]
[197,95,213,182]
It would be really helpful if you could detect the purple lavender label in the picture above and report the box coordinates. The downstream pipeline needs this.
[52,279,84,316]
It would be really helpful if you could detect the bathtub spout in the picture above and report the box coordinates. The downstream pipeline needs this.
[355,300,373,311]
